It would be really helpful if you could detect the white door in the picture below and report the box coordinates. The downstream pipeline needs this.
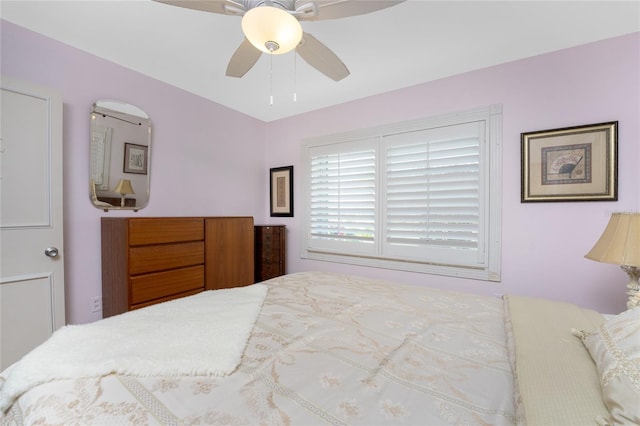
[0,76,65,371]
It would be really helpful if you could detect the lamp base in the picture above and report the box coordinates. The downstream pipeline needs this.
[622,265,640,309]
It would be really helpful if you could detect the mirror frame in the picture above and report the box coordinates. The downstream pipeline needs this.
[90,100,151,211]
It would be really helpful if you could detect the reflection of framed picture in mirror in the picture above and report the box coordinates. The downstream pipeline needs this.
[123,143,148,174]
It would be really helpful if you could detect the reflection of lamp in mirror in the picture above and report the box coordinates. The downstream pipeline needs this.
[585,212,640,309]
[114,179,135,207]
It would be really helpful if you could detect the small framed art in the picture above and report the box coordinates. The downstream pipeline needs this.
[123,143,148,174]
[521,121,617,202]
[270,166,293,217]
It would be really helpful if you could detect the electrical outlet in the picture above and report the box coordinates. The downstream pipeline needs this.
[91,296,102,313]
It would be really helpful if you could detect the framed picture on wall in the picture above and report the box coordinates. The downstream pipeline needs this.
[521,121,617,202]
[270,166,293,217]
[123,143,148,174]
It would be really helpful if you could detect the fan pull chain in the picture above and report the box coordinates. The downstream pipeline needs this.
[293,51,297,102]
[269,54,274,106]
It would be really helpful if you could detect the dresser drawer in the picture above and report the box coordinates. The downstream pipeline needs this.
[130,265,205,305]
[258,264,281,280]
[259,226,281,233]
[258,252,279,264]
[260,234,281,247]
[130,289,203,311]
[129,241,205,275]
[128,218,204,246]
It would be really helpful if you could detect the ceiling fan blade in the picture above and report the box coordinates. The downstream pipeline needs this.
[297,0,405,21]
[296,33,349,81]
[226,38,262,78]
[152,0,243,15]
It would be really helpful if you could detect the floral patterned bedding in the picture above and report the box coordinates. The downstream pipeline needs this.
[2,271,520,425]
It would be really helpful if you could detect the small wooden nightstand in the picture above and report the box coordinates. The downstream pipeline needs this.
[254,225,286,282]
[97,196,136,207]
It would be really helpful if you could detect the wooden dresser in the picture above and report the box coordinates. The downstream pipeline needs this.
[101,217,254,317]
[254,225,286,282]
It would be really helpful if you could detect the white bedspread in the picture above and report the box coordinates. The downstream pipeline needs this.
[1,272,517,425]
[0,284,267,412]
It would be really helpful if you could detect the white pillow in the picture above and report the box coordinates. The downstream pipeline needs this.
[576,307,640,425]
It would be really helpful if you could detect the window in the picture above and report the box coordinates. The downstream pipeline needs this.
[301,105,502,281]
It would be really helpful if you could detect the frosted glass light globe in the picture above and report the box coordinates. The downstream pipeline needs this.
[241,6,303,54]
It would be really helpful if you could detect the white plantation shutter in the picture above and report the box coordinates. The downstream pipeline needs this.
[384,122,484,266]
[308,140,377,255]
[302,105,502,281]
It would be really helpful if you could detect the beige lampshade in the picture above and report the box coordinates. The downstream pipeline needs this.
[585,212,640,267]
[114,179,135,195]
[241,6,302,55]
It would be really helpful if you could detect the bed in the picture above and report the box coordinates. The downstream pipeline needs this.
[1,271,638,425]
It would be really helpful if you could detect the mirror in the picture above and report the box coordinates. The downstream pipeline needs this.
[90,100,151,211]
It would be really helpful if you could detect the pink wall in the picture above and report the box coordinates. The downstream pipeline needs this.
[2,20,638,322]
[265,32,640,314]
[1,21,268,324]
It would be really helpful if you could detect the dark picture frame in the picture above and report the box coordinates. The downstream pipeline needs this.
[270,166,293,217]
[521,121,617,202]
[123,143,148,175]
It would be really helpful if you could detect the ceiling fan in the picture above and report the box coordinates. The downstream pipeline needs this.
[153,0,406,81]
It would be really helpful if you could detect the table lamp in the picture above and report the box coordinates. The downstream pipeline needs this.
[114,179,135,207]
[585,212,640,309]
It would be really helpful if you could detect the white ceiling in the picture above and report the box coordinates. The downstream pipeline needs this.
[2,1,639,122]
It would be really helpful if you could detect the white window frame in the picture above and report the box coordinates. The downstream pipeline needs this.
[301,104,502,281]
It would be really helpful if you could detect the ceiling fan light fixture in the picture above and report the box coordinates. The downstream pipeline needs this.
[241,6,302,54]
